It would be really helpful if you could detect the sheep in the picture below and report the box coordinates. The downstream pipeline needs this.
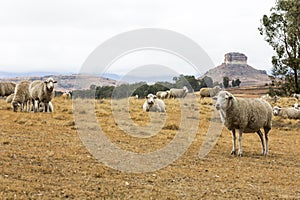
[143,93,166,112]
[200,86,221,99]
[156,90,170,99]
[169,86,188,98]
[11,81,31,112]
[0,82,16,97]
[62,91,71,100]
[261,94,280,103]
[29,77,57,112]
[273,106,300,119]
[213,91,272,156]
[6,93,14,103]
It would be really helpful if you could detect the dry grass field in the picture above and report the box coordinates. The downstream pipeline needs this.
[1,90,300,199]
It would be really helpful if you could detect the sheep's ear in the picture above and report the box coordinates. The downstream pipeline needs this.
[44,81,48,83]
[53,81,57,83]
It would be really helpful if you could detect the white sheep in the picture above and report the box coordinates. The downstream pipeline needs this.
[156,90,170,99]
[213,91,272,156]
[143,93,166,112]
[29,77,57,112]
[11,81,31,112]
[200,86,221,99]
[0,82,16,97]
[62,91,71,99]
[169,86,188,98]
[273,106,300,119]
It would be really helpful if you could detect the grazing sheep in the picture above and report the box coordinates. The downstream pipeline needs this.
[169,86,188,98]
[6,94,14,103]
[143,93,166,112]
[11,81,31,112]
[0,82,16,97]
[213,91,272,156]
[292,93,300,99]
[200,86,221,99]
[29,77,57,112]
[156,90,170,99]
[273,106,300,119]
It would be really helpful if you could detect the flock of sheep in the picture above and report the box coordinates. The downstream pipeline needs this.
[0,78,58,113]
[1,79,300,156]
[142,85,299,156]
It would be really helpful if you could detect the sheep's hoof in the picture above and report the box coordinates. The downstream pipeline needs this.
[230,150,236,155]
[238,152,243,157]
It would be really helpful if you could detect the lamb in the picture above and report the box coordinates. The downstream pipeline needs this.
[169,86,188,98]
[6,94,14,103]
[62,91,71,99]
[156,90,170,99]
[143,93,166,112]
[11,81,31,112]
[273,106,300,119]
[29,77,57,112]
[0,82,16,97]
[200,86,221,99]
[213,91,272,156]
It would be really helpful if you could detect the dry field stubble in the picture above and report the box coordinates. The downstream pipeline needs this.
[0,94,300,199]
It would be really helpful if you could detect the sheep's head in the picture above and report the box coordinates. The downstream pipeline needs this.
[146,94,157,105]
[44,78,57,92]
[11,101,20,112]
[272,106,281,116]
[213,91,235,111]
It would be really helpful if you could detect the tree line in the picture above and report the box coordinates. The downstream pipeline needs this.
[71,74,241,99]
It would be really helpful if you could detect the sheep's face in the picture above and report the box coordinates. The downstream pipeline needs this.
[146,94,157,105]
[44,78,57,92]
[214,91,234,111]
[272,106,281,116]
[11,102,20,112]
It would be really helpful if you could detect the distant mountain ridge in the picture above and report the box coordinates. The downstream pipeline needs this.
[202,52,271,86]
[0,73,121,91]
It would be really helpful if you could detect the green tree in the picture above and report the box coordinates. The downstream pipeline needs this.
[259,0,300,94]
[223,76,230,88]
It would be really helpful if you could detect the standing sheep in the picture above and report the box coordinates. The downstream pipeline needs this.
[11,81,31,112]
[29,77,57,112]
[156,90,170,99]
[273,106,300,119]
[143,93,166,112]
[0,82,16,97]
[200,86,221,99]
[169,86,188,98]
[213,91,272,156]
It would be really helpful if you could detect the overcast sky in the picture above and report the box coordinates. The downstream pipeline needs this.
[0,0,275,76]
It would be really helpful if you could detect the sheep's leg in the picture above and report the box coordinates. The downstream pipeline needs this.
[237,130,243,156]
[256,130,265,155]
[231,130,236,155]
[264,128,270,156]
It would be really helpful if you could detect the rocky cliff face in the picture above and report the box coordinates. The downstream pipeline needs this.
[202,52,270,86]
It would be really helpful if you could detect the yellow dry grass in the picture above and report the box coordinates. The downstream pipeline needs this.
[0,94,299,199]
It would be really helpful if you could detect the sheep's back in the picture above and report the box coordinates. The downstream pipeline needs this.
[227,98,272,133]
